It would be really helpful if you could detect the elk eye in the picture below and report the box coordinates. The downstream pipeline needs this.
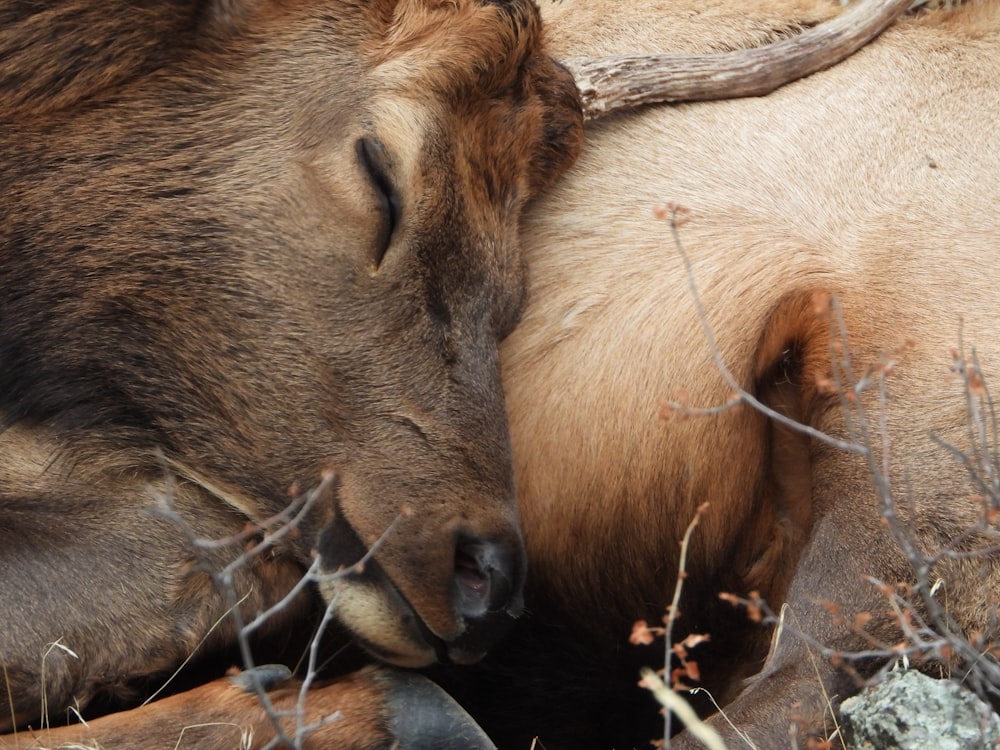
[356,136,400,268]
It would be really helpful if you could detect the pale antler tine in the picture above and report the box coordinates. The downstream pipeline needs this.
[565,0,914,120]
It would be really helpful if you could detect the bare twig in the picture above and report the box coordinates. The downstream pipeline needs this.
[152,471,406,749]
[631,502,712,747]
[641,668,727,750]
[657,204,867,456]
[664,502,710,744]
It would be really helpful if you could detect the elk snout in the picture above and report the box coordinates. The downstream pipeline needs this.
[317,503,525,668]
[446,537,525,665]
[454,540,522,619]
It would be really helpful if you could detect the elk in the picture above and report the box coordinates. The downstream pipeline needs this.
[0,0,581,747]
[4,0,998,748]
[464,0,1000,747]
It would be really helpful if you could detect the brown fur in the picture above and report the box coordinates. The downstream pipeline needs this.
[0,0,581,739]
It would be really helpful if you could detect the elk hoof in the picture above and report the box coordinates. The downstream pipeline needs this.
[382,670,497,750]
[228,664,293,693]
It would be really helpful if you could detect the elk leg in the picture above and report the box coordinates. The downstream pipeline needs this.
[0,485,309,731]
[0,666,496,750]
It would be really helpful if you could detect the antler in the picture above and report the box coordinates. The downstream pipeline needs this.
[564,0,914,120]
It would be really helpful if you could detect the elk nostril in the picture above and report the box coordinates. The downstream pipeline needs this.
[448,538,524,664]
[456,549,490,597]
[454,540,521,621]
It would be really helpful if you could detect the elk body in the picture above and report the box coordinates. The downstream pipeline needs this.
[0,0,581,746]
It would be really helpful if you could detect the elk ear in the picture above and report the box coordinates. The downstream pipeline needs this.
[526,58,584,197]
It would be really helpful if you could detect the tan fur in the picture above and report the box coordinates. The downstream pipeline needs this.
[493,0,1000,745]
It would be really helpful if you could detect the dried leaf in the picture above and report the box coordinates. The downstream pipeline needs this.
[630,620,657,646]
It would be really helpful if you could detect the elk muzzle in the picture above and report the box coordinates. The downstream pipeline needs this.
[316,496,525,668]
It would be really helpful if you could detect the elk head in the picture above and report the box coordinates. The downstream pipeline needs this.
[0,0,582,670]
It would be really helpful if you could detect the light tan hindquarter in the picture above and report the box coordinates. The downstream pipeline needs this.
[505,0,1000,630]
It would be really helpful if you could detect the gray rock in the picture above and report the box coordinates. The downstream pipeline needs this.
[840,670,1000,750]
